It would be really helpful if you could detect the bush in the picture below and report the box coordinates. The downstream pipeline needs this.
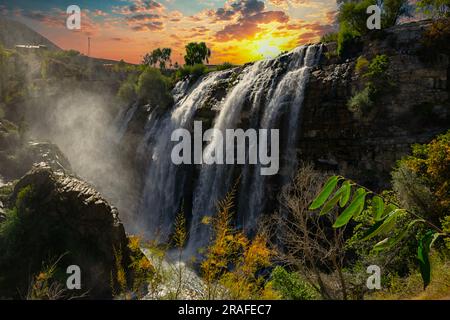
[215,62,235,71]
[175,64,208,82]
[355,56,369,74]
[117,74,138,102]
[392,130,450,221]
[321,32,339,43]
[337,23,360,57]
[136,67,173,108]
[348,85,375,114]
[270,267,317,300]
[419,18,450,62]
[348,55,391,114]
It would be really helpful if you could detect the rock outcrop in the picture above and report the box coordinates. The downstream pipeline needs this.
[299,20,450,188]
[0,163,136,299]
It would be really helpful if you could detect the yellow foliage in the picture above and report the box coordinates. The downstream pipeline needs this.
[200,182,274,300]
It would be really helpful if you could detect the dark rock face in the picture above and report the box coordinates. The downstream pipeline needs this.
[1,163,133,299]
[298,20,450,188]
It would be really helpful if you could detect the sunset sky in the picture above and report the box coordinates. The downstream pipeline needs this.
[0,0,338,65]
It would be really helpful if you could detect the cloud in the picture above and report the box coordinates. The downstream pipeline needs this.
[213,0,289,41]
[114,0,164,15]
[126,13,161,22]
[131,21,164,31]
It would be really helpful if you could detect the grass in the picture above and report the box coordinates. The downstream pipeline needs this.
[369,253,450,300]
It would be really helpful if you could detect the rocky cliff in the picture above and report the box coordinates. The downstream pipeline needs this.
[299,20,449,188]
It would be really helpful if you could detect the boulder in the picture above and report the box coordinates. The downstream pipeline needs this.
[0,163,135,299]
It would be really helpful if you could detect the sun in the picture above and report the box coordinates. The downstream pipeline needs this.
[255,38,282,59]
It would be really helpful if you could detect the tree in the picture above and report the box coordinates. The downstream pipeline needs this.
[184,42,211,66]
[417,0,450,17]
[136,68,173,108]
[142,48,172,70]
[309,171,450,289]
[269,164,351,300]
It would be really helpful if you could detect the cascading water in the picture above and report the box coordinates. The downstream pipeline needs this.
[244,44,323,231]
[136,71,231,240]
[118,44,323,253]
[187,44,322,251]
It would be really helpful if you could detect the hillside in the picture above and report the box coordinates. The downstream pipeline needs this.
[0,17,60,50]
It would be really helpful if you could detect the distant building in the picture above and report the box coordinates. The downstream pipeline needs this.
[14,44,48,51]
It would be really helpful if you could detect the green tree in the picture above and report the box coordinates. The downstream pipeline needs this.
[143,48,172,70]
[184,42,211,66]
[136,67,173,108]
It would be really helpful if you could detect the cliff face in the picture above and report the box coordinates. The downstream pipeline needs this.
[299,20,449,188]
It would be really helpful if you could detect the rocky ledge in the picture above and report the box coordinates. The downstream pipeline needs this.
[0,163,144,299]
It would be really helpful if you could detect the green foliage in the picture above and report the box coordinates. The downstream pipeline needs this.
[416,0,450,17]
[309,173,449,288]
[142,48,172,70]
[215,62,235,71]
[320,32,339,43]
[347,85,376,114]
[393,130,450,220]
[355,56,369,74]
[339,0,377,35]
[117,74,138,102]
[184,42,211,66]
[337,23,360,57]
[348,54,391,114]
[419,18,450,62]
[335,0,410,56]
[270,266,317,300]
[175,64,208,81]
[136,67,173,108]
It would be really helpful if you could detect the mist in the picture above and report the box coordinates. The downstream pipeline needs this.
[25,83,139,229]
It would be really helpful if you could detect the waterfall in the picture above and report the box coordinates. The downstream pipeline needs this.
[187,44,322,252]
[117,44,323,253]
[136,71,231,240]
[244,44,323,232]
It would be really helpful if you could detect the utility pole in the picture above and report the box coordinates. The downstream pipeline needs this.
[87,37,91,57]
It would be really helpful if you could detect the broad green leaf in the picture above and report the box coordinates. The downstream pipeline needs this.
[339,181,351,207]
[320,184,348,215]
[333,188,367,228]
[381,203,397,220]
[309,176,340,210]
[372,196,384,221]
[418,230,435,289]
[369,218,424,248]
[373,229,408,252]
[362,209,404,241]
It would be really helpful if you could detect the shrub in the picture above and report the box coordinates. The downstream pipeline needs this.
[201,185,273,300]
[175,64,208,81]
[347,85,375,114]
[348,55,391,114]
[117,74,138,102]
[355,56,369,74]
[419,18,450,62]
[337,23,359,57]
[270,267,317,300]
[136,67,173,108]
[321,32,339,43]
[215,62,235,71]
[392,130,450,221]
